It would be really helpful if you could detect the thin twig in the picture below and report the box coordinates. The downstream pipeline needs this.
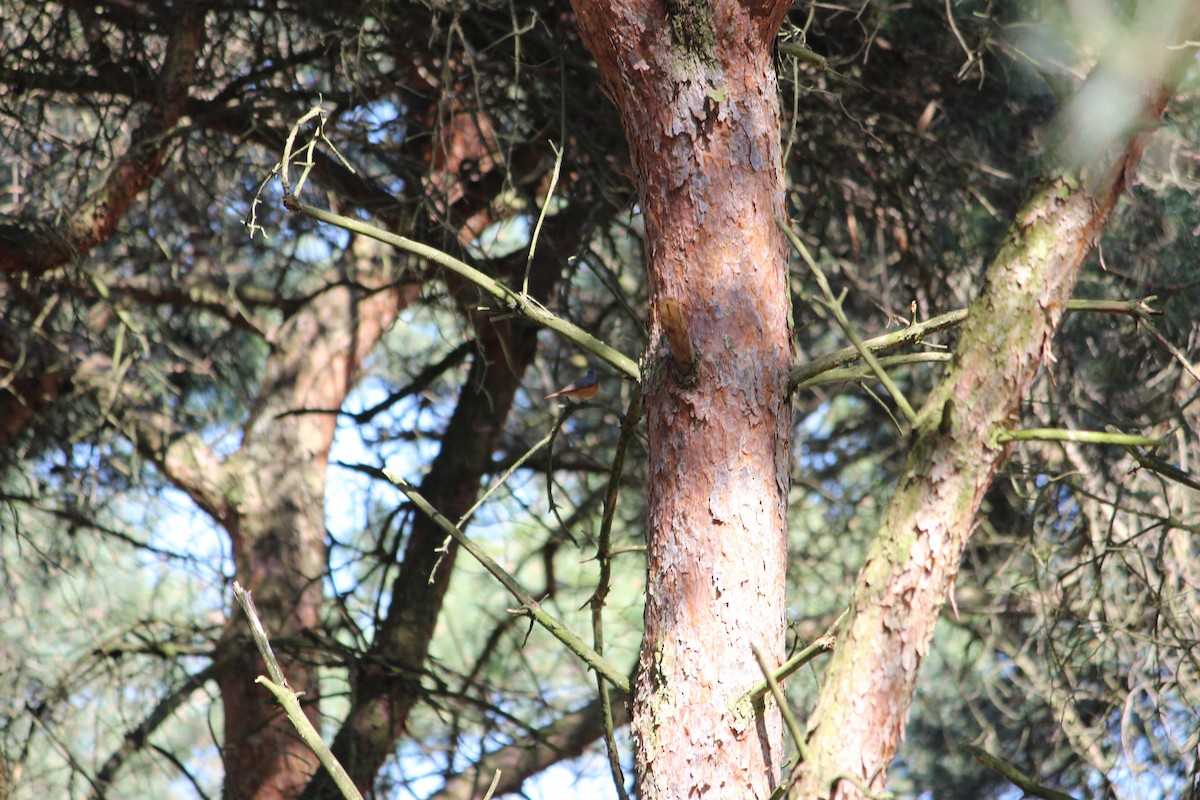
[480,770,502,800]
[254,676,364,800]
[789,296,1164,391]
[286,199,639,381]
[591,388,642,800]
[960,743,1078,800]
[231,582,364,800]
[1124,442,1200,491]
[797,353,951,389]
[1138,312,1200,385]
[780,220,918,424]
[743,608,847,705]
[383,471,631,694]
[231,582,286,687]
[457,427,555,528]
[791,309,968,389]
[91,663,218,798]
[524,141,563,296]
[752,645,808,764]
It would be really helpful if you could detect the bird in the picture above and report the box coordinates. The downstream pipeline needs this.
[544,369,598,400]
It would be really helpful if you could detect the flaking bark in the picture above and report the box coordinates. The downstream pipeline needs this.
[573,1,794,797]
[791,9,1200,797]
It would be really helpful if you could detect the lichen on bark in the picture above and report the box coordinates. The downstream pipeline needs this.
[665,0,716,62]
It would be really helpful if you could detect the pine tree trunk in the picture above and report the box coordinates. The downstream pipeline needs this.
[791,9,1200,796]
[573,2,794,796]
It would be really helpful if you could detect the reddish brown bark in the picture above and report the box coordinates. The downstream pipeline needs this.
[0,5,204,277]
[295,215,581,799]
[152,270,411,800]
[791,13,1200,798]
[573,2,793,797]
[0,6,205,449]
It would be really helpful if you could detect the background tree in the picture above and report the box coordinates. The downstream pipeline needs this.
[2,2,1199,799]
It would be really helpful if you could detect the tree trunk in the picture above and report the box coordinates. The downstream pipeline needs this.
[157,269,407,800]
[791,9,1200,797]
[573,2,793,797]
[296,214,584,799]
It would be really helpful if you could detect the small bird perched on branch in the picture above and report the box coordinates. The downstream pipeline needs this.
[545,369,598,400]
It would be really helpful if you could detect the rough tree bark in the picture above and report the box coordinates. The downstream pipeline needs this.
[573,1,794,797]
[792,8,1200,798]
[154,265,408,800]
[297,229,574,800]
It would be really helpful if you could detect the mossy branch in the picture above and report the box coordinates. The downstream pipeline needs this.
[286,198,639,381]
[231,582,364,800]
[995,428,1163,447]
[383,471,631,695]
[741,608,847,706]
[781,220,918,424]
[960,743,1078,800]
[790,297,1176,392]
[267,106,638,381]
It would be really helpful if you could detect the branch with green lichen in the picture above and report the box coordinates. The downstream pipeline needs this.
[960,744,1078,800]
[781,220,918,425]
[287,198,638,380]
[790,309,967,390]
[757,643,809,800]
[383,470,631,695]
[995,428,1162,446]
[741,608,847,708]
[996,428,1200,490]
[790,297,1178,393]
[232,582,364,800]
[263,106,639,382]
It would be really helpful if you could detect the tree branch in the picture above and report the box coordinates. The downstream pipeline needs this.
[0,5,205,276]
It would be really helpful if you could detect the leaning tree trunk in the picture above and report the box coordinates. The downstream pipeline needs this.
[573,1,794,797]
[791,7,1200,798]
